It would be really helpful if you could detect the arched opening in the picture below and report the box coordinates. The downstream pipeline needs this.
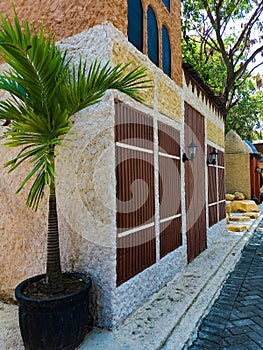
[162,25,171,77]
[128,0,143,52]
[147,6,159,67]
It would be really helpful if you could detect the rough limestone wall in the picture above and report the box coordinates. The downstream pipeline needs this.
[0,22,186,328]
[55,93,118,328]
[0,23,119,326]
[225,154,251,199]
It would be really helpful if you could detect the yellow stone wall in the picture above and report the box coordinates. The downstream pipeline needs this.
[225,154,251,199]
[207,120,225,147]
[217,127,225,148]
[113,42,154,108]
[157,79,181,123]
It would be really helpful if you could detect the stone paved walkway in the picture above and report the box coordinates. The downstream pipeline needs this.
[186,223,263,350]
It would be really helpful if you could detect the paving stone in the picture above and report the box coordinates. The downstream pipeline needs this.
[251,316,263,327]
[199,325,225,337]
[221,343,262,350]
[202,320,226,330]
[227,326,249,335]
[198,331,222,344]
[204,315,228,326]
[247,323,263,335]
[186,226,263,350]
[247,330,263,347]
[223,334,250,345]
[188,338,220,350]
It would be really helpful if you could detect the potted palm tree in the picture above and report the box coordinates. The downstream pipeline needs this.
[0,10,150,350]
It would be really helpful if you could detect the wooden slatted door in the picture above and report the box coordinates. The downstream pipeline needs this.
[184,103,207,263]
[208,146,226,226]
[158,121,182,258]
[115,101,156,285]
[218,150,226,220]
[250,156,260,203]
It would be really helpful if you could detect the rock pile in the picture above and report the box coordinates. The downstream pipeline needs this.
[226,192,259,232]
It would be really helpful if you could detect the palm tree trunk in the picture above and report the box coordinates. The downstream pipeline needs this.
[45,180,64,293]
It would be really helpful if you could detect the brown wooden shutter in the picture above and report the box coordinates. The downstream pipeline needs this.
[158,121,182,258]
[115,101,156,285]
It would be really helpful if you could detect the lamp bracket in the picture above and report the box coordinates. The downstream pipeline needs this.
[182,153,189,162]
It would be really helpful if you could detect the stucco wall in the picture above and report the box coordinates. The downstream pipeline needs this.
[0,128,46,299]
[0,0,127,42]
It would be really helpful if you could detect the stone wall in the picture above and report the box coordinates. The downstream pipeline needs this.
[0,22,226,328]
[225,130,251,199]
[225,154,251,199]
[207,119,225,148]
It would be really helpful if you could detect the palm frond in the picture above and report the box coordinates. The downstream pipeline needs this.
[0,10,152,210]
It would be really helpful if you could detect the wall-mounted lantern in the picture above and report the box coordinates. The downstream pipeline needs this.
[183,141,197,162]
[207,148,218,165]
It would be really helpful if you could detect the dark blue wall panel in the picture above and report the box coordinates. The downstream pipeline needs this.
[128,0,143,52]
[147,7,159,67]
[162,26,171,77]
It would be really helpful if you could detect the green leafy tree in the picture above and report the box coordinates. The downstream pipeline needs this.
[181,0,263,113]
[0,11,151,293]
[226,80,263,140]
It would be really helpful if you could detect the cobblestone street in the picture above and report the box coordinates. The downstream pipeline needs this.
[187,224,263,350]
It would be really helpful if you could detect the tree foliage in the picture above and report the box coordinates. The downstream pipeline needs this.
[181,0,263,113]
[226,79,263,140]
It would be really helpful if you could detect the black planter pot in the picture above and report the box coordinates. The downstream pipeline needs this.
[15,272,92,350]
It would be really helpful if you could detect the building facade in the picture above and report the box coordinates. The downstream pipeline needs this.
[0,0,226,328]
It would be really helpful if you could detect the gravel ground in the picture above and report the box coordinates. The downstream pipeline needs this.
[0,302,23,350]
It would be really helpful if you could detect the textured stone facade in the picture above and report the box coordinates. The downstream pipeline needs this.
[113,42,155,108]
[207,119,225,148]
[157,79,182,122]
